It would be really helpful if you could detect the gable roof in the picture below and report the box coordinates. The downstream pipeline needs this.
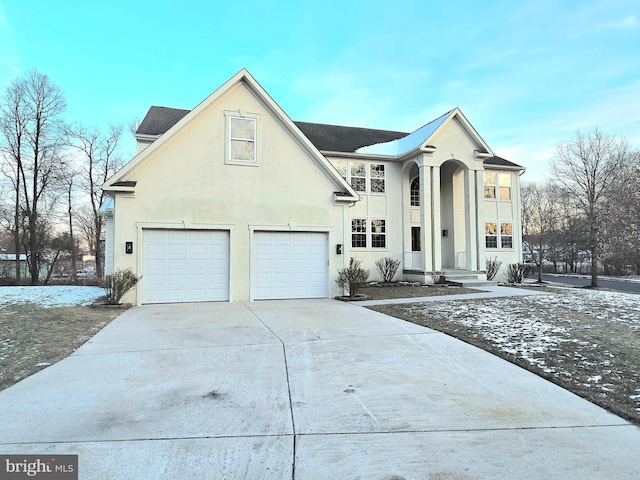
[105,69,360,201]
[355,108,494,158]
[125,78,522,171]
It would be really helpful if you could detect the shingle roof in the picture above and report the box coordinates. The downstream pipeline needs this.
[136,106,189,136]
[134,106,522,169]
[293,122,408,153]
[483,156,522,168]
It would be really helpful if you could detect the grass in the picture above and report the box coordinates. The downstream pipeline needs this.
[354,283,481,300]
[0,303,121,391]
[369,286,640,425]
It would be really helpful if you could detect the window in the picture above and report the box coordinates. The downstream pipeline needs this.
[484,172,512,200]
[332,160,347,181]
[370,164,385,193]
[410,177,420,206]
[351,218,367,248]
[371,219,386,248]
[501,223,513,248]
[352,218,388,248]
[229,117,256,162]
[350,163,366,192]
[485,222,513,249]
[499,174,511,200]
[485,222,497,248]
[411,226,421,251]
[483,172,496,199]
[330,160,387,194]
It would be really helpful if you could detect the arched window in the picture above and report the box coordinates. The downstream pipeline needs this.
[410,177,420,206]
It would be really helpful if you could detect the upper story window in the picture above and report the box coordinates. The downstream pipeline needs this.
[350,163,366,192]
[330,160,387,194]
[370,164,385,193]
[410,177,420,206]
[225,111,260,165]
[484,172,512,200]
[333,160,347,181]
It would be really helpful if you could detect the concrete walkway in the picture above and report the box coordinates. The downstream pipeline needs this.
[1,298,639,479]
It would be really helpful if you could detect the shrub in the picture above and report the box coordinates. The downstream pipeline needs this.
[431,271,446,284]
[101,268,140,304]
[336,257,370,297]
[506,263,530,284]
[486,257,502,281]
[375,257,401,283]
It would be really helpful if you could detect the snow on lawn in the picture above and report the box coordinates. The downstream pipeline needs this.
[397,288,640,417]
[0,285,105,308]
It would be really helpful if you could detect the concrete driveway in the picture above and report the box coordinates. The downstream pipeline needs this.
[1,299,639,479]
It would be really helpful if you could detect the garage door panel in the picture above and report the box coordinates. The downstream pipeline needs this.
[143,229,229,304]
[254,231,327,300]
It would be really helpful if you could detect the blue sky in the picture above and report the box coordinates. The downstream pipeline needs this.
[1,0,638,179]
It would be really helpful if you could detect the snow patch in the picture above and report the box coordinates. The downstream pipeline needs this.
[0,286,105,308]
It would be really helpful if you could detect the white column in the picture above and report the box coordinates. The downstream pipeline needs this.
[418,163,432,272]
[465,168,478,271]
[431,165,441,272]
[476,169,486,272]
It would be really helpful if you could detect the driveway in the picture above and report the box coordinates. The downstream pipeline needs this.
[1,299,639,478]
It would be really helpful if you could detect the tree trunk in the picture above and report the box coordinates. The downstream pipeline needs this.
[13,179,21,282]
[68,183,77,283]
[94,216,103,279]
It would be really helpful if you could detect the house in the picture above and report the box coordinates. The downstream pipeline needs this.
[0,253,28,279]
[102,69,523,305]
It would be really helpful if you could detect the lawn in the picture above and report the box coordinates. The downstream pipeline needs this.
[0,286,121,391]
[357,283,481,300]
[369,287,640,424]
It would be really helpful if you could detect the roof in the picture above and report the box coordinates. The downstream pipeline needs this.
[484,156,522,168]
[136,106,189,136]
[135,108,410,153]
[293,122,408,153]
[107,69,360,202]
[356,110,453,156]
[132,95,521,168]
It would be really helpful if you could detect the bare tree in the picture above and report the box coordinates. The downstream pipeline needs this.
[553,129,632,287]
[521,180,562,282]
[600,151,640,274]
[0,69,67,284]
[65,124,123,278]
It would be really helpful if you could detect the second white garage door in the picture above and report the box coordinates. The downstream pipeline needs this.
[254,231,328,300]
[143,229,229,303]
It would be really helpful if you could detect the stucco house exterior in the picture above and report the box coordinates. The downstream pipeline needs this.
[102,69,523,305]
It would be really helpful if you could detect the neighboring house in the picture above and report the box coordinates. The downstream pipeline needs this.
[0,253,28,279]
[102,69,523,305]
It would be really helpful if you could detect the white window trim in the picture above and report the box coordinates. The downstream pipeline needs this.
[485,221,514,250]
[484,171,512,201]
[224,110,261,166]
[351,217,388,250]
[332,160,387,194]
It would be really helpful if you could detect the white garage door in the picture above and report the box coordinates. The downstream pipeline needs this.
[254,231,328,300]
[143,229,229,303]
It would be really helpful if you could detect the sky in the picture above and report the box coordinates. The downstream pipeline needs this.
[1,0,639,180]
